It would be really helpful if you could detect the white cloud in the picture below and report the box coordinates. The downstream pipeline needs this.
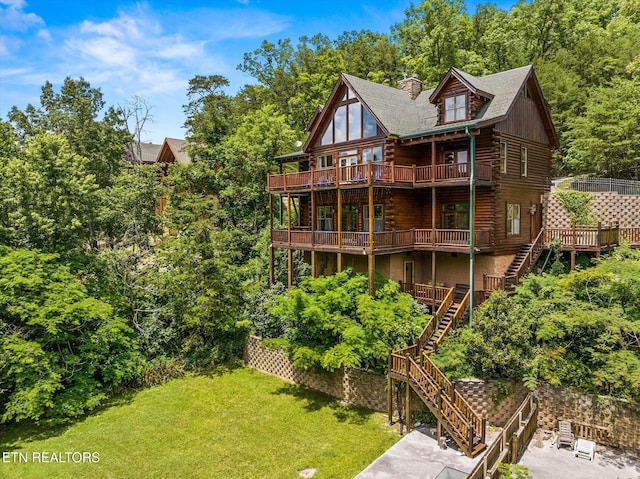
[0,0,44,31]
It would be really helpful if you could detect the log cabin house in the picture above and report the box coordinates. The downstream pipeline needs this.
[267,65,558,306]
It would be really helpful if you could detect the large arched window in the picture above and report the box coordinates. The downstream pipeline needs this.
[320,88,378,145]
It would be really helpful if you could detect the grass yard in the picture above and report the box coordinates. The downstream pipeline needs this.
[0,367,398,479]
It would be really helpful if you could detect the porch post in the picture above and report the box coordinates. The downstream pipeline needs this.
[431,186,436,307]
[465,128,476,328]
[368,253,375,296]
[268,193,274,286]
[311,251,317,277]
[287,249,293,289]
[268,245,274,286]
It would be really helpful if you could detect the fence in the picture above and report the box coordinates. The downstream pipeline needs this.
[570,177,640,195]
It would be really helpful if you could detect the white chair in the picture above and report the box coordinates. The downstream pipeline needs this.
[574,439,596,461]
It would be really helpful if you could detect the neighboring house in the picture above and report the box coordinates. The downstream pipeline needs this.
[125,141,162,165]
[267,65,558,302]
[156,138,193,167]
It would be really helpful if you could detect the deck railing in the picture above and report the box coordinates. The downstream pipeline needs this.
[401,283,450,306]
[544,223,619,251]
[417,287,453,351]
[620,227,640,246]
[271,228,493,250]
[466,393,538,479]
[267,160,494,192]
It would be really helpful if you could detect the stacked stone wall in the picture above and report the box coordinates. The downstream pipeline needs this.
[544,192,640,228]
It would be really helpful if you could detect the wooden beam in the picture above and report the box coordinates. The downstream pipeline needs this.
[288,249,293,289]
[368,253,375,296]
[311,250,317,277]
[337,252,343,272]
[268,245,274,286]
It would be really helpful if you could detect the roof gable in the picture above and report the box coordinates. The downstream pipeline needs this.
[303,65,557,146]
[157,138,192,165]
[429,67,495,103]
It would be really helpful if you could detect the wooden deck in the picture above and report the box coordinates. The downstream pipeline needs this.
[267,160,494,192]
[271,228,493,254]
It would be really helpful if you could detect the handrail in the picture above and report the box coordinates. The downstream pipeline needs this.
[434,290,470,350]
[417,287,453,351]
[466,393,537,479]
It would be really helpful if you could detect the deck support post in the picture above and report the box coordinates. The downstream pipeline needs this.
[368,254,375,297]
[268,245,274,286]
[571,221,577,271]
[404,354,411,433]
[287,249,293,289]
[387,365,393,424]
[337,252,343,272]
[311,250,317,277]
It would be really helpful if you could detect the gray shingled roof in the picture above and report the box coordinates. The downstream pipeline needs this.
[126,142,162,164]
[342,65,533,138]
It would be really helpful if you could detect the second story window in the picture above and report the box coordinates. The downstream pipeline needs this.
[318,155,333,169]
[521,146,528,177]
[317,206,333,231]
[500,141,507,174]
[445,94,466,122]
[507,203,521,235]
[363,205,384,232]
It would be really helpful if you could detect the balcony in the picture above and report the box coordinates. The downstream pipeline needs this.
[271,228,493,253]
[267,161,494,193]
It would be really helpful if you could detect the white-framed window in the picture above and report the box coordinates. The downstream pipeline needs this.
[507,203,521,236]
[318,154,333,169]
[362,146,383,163]
[444,94,466,122]
[317,206,333,231]
[520,146,528,177]
[500,141,507,174]
[363,204,383,232]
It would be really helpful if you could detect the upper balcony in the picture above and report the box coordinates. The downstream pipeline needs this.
[266,161,494,193]
[271,228,493,254]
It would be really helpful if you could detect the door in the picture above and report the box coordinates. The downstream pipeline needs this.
[340,155,358,183]
[404,260,414,294]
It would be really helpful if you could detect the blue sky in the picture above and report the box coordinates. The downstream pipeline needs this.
[1,0,518,144]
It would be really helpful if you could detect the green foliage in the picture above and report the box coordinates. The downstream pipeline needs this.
[0,249,143,422]
[497,463,532,479]
[264,269,428,373]
[554,190,594,225]
[435,247,640,401]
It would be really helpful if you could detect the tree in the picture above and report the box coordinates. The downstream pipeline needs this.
[564,76,640,179]
[0,248,143,422]
[0,133,99,251]
[8,77,130,188]
[264,269,428,373]
[121,95,155,166]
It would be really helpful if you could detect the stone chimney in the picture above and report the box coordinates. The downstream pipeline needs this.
[397,74,423,99]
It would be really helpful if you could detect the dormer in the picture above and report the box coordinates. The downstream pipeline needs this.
[429,68,494,125]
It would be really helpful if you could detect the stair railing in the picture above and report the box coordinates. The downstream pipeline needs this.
[417,287,453,351]
[433,290,470,351]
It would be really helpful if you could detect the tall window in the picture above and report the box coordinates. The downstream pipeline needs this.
[520,146,528,177]
[342,205,358,231]
[317,206,333,231]
[445,94,466,122]
[442,204,469,230]
[507,203,520,235]
[320,87,378,145]
[500,141,507,174]
[363,205,383,232]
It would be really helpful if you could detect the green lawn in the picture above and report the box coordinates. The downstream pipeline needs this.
[0,367,398,479]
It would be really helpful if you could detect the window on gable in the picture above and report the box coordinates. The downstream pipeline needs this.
[500,141,507,174]
[318,155,333,169]
[520,146,528,177]
[507,203,520,235]
[319,88,378,146]
[445,94,466,122]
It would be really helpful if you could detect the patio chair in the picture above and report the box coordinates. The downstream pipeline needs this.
[574,439,596,461]
[557,420,575,450]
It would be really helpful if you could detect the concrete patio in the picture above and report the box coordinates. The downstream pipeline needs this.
[355,427,640,479]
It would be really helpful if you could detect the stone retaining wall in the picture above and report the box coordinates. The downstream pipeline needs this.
[536,383,640,450]
[544,192,640,228]
[244,336,640,450]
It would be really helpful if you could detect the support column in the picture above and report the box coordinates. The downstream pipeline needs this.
[387,370,393,424]
[337,252,343,272]
[311,251,317,277]
[431,186,436,307]
[287,249,293,289]
[268,245,274,286]
[368,253,375,296]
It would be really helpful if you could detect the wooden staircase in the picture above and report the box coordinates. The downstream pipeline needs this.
[483,229,546,293]
[390,286,486,457]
